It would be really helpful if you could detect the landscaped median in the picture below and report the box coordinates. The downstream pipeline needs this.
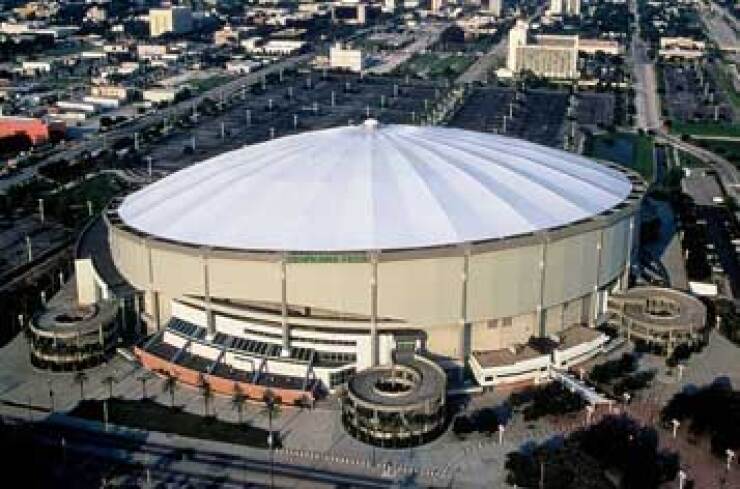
[69,398,272,449]
[584,131,655,182]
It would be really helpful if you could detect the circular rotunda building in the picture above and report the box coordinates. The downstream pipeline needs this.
[101,121,645,404]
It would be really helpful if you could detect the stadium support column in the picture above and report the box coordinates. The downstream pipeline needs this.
[145,237,160,331]
[591,230,604,327]
[369,252,379,367]
[280,255,290,357]
[459,246,471,382]
[622,216,635,292]
[202,249,214,339]
[537,235,548,338]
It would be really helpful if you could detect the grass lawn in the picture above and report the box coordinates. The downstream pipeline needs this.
[401,53,475,79]
[712,61,740,110]
[188,75,233,94]
[669,120,740,137]
[53,174,126,212]
[673,148,706,168]
[70,398,272,448]
[691,138,740,167]
[584,132,655,181]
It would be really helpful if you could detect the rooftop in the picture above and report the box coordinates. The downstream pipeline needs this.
[118,122,632,252]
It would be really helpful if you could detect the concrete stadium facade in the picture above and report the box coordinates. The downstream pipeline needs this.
[94,124,646,398]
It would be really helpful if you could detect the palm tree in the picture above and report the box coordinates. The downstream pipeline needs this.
[101,374,116,400]
[262,389,281,489]
[161,372,178,409]
[198,375,213,417]
[73,371,88,401]
[262,389,281,445]
[232,384,247,424]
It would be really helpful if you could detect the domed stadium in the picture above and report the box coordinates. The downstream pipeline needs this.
[82,120,645,404]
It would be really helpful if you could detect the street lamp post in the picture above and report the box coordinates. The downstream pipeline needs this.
[585,404,595,425]
[48,379,54,412]
[671,419,680,439]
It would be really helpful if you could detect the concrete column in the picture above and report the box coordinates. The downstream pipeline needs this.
[202,250,214,338]
[537,237,548,337]
[135,293,143,335]
[145,238,160,331]
[119,298,127,333]
[369,252,379,367]
[280,255,290,356]
[459,247,471,380]
[622,217,635,291]
[591,230,604,326]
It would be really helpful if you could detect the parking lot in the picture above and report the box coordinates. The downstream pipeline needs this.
[142,71,450,173]
[448,87,572,148]
[660,62,735,124]
[0,216,68,276]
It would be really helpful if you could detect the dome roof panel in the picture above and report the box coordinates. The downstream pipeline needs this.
[118,123,633,252]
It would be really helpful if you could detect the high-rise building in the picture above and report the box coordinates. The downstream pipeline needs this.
[149,6,193,38]
[430,0,446,13]
[483,0,502,17]
[507,20,579,79]
[549,0,580,16]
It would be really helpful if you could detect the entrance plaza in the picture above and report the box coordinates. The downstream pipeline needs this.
[0,327,738,487]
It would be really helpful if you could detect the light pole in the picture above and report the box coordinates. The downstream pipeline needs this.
[48,379,54,412]
[146,156,153,179]
[26,235,32,262]
[38,198,44,224]
[585,404,594,425]
[622,392,631,410]
[671,419,680,439]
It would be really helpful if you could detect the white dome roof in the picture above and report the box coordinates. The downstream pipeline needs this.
[118,122,632,252]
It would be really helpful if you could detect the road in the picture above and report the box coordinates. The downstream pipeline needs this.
[22,415,397,488]
[700,2,740,53]
[0,53,314,194]
[629,0,661,131]
[366,23,448,75]
[456,35,508,84]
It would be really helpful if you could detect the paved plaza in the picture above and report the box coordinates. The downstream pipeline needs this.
[0,320,738,487]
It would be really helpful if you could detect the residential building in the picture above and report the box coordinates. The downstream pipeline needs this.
[507,21,579,79]
[329,43,365,72]
[149,6,193,38]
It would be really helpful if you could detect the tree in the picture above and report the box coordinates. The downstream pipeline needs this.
[662,380,740,456]
[262,389,281,445]
[137,372,152,400]
[198,375,213,417]
[506,415,679,489]
[262,389,281,489]
[231,384,247,424]
[452,415,474,439]
[161,372,178,409]
[73,371,88,401]
[101,374,116,400]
